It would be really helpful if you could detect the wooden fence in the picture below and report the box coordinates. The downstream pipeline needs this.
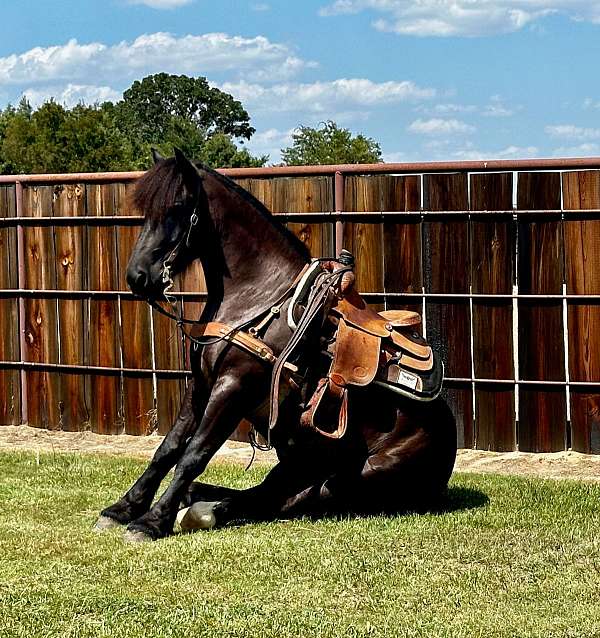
[1,160,599,453]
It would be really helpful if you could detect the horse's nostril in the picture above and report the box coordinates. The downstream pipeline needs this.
[127,269,147,291]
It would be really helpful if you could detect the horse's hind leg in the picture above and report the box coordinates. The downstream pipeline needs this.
[283,400,457,516]
[95,380,203,530]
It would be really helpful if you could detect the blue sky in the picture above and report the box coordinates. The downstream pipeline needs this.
[1,0,600,163]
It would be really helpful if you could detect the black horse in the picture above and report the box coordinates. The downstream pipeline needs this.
[95,150,457,542]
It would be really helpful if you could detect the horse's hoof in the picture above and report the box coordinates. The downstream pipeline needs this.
[123,529,154,543]
[176,501,218,532]
[93,515,122,532]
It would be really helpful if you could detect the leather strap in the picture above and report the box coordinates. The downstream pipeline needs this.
[194,322,298,372]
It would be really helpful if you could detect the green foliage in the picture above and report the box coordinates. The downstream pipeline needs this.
[0,100,134,174]
[0,73,267,174]
[117,72,254,142]
[281,120,383,166]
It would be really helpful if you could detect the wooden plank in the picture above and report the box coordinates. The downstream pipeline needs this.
[517,172,566,452]
[470,173,516,451]
[237,177,334,258]
[0,186,20,425]
[86,184,122,434]
[116,183,155,435]
[53,184,89,431]
[562,170,600,453]
[381,175,422,318]
[179,259,207,369]
[423,173,473,447]
[153,301,184,435]
[22,186,61,429]
[343,176,385,311]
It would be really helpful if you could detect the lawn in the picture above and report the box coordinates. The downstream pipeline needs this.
[0,451,599,638]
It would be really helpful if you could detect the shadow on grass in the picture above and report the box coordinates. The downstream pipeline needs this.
[172,485,490,536]
[207,486,490,530]
[433,485,490,514]
[295,485,490,523]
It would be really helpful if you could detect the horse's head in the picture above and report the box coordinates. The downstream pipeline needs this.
[126,148,206,300]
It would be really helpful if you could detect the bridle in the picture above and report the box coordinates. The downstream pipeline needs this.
[146,205,311,350]
[141,201,353,451]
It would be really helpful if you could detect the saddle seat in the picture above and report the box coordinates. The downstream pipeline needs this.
[301,286,443,439]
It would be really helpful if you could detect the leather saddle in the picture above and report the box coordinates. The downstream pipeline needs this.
[300,272,443,440]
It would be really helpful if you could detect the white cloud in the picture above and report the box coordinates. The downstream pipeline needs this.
[251,3,271,10]
[427,103,478,115]
[545,124,600,140]
[23,84,121,108]
[583,98,600,110]
[482,95,515,117]
[418,95,516,118]
[127,0,193,8]
[248,127,294,151]
[451,144,539,159]
[0,33,310,87]
[244,127,295,162]
[220,78,435,114]
[407,118,475,135]
[551,143,600,157]
[319,1,600,37]
[382,150,411,162]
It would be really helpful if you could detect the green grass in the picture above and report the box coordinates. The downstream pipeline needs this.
[0,452,599,638]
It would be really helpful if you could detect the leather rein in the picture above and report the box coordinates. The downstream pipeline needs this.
[143,208,352,447]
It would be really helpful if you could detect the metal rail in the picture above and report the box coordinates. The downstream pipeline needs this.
[0,289,207,299]
[1,209,598,226]
[0,360,191,378]
[1,289,599,301]
[0,361,596,387]
[3,155,600,183]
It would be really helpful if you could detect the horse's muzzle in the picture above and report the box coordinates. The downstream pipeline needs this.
[126,264,165,300]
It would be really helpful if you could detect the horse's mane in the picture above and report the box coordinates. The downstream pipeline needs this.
[130,158,311,260]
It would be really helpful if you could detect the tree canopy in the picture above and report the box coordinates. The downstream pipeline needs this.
[0,73,267,174]
[281,121,382,166]
[0,76,387,174]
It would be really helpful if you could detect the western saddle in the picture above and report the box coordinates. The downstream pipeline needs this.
[295,253,441,439]
[192,251,442,442]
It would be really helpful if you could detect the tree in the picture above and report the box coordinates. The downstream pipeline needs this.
[112,73,265,168]
[0,100,133,174]
[281,120,382,166]
[0,73,266,174]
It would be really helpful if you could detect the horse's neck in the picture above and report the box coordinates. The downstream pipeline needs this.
[197,177,308,324]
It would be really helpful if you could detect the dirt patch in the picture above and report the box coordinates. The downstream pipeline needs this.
[0,425,277,465]
[1,425,599,481]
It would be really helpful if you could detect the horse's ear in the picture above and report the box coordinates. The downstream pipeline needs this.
[174,147,201,190]
[151,148,163,164]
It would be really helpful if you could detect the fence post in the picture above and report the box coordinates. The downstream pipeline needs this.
[335,171,344,257]
[15,181,28,425]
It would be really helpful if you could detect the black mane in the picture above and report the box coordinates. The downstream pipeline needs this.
[130,158,311,261]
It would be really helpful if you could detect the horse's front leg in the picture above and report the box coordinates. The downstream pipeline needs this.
[94,379,205,530]
[124,373,248,541]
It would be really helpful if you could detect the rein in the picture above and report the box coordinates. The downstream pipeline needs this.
[144,207,352,450]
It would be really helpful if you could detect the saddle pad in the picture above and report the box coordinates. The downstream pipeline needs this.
[374,350,444,402]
